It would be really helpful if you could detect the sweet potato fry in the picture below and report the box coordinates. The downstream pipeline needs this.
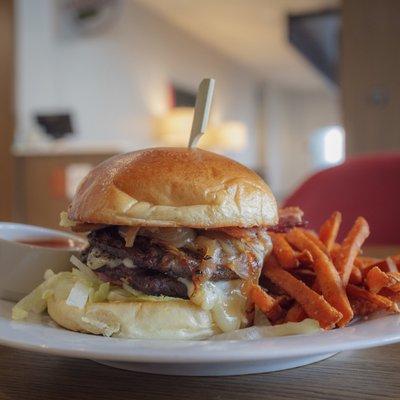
[270,232,299,270]
[264,262,342,329]
[294,268,316,278]
[286,228,353,327]
[380,287,400,302]
[297,249,313,266]
[330,243,341,266]
[312,279,322,294]
[357,256,381,267]
[349,266,363,285]
[302,230,329,255]
[330,242,341,255]
[319,211,342,252]
[293,268,316,287]
[366,266,393,293]
[388,283,400,292]
[250,284,275,313]
[250,284,284,322]
[265,253,281,269]
[285,303,307,323]
[335,217,370,286]
[347,284,398,312]
[350,298,380,317]
[362,256,400,275]
[354,257,366,270]
[388,271,400,280]
[385,273,400,292]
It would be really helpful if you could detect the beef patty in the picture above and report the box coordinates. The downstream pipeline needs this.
[87,227,237,281]
[96,264,188,299]
[82,227,238,299]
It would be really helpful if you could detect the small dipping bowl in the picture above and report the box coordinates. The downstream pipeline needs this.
[0,222,87,302]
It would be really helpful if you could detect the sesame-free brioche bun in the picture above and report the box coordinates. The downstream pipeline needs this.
[47,297,220,339]
[68,147,277,228]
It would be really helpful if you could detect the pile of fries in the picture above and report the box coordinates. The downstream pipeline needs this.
[252,212,400,329]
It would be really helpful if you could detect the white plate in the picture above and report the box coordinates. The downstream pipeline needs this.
[1,299,400,376]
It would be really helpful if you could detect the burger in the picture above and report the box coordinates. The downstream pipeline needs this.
[13,147,303,339]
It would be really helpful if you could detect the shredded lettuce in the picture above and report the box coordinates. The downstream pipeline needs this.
[12,270,71,320]
[42,289,54,300]
[12,306,29,320]
[12,256,183,321]
[70,255,101,285]
[121,283,182,302]
[91,282,110,303]
[106,287,136,302]
[12,272,70,320]
[12,258,102,320]
[11,258,321,342]
[59,211,77,228]
[44,269,55,280]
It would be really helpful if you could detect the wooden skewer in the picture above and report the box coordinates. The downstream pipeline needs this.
[188,78,215,148]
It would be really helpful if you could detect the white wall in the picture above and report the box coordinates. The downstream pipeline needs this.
[15,0,341,187]
[262,84,340,201]
[15,0,258,166]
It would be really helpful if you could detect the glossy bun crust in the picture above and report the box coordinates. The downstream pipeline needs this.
[68,147,278,228]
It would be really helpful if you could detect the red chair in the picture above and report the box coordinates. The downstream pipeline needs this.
[283,152,400,245]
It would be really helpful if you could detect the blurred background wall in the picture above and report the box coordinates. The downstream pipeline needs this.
[341,0,400,155]
[15,0,259,165]
[0,0,14,222]
[262,84,339,198]
[1,0,399,229]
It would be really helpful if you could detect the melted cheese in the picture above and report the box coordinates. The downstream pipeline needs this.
[189,280,248,332]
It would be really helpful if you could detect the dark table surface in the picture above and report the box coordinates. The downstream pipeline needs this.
[1,343,400,400]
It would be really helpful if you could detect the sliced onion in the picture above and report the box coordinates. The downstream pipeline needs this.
[140,227,196,248]
[218,238,237,261]
[195,236,222,262]
[70,255,101,284]
[195,230,273,281]
[119,226,140,247]
[86,247,122,270]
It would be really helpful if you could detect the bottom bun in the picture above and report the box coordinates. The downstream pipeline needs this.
[47,298,221,340]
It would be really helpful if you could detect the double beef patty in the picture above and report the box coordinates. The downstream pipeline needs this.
[96,265,189,299]
[84,227,237,299]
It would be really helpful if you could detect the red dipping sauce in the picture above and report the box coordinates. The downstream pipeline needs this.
[16,237,83,249]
